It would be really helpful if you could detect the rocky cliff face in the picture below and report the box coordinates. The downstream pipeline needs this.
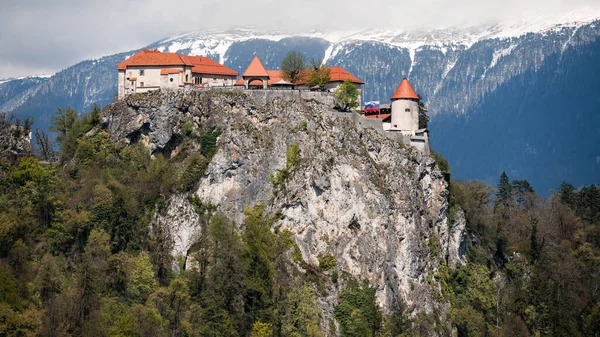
[101,89,466,319]
[0,116,31,158]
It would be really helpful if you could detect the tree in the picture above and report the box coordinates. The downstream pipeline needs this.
[305,60,330,88]
[75,229,111,334]
[334,279,381,337]
[281,285,323,337]
[281,51,307,84]
[334,80,360,112]
[126,251,158,303]
[496,172,512,208]
[243,204,275,328]
[34,128,54,161]
[50,107,78,157]
[250,321,273,337]
[511,179,534,209]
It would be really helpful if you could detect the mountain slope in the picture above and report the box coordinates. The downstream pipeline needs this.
[430,35,600,191]
[1,15,599,193]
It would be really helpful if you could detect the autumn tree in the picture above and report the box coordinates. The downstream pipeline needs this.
[281,51,307,84]
[305,59,330,87]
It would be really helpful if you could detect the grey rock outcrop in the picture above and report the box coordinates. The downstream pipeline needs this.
[0,114,31,158]
[102,89,466,319]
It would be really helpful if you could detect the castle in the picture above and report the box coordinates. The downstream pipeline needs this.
[116,51,428,152]
[117,49,238,99]
[384,78,429,153]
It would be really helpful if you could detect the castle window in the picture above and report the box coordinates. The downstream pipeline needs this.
[140,82,144,87]
[186,74,189,82]
[405,108,411,112]
[170,78,174,82]
[140,69,145,76]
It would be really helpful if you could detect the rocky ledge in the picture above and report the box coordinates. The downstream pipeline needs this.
[101,89,466,320]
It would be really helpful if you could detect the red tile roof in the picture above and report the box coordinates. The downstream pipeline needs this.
[181,56,238,76]
[391,78,419,100]
[128,77,137,81]
[235,65,363,87]
[234,78,268,86]
[294,67,364,85]
[160,68,183,75]
[117,49,192,70]
[326,66,364,84]
[235,70,282,86]
[364,113,391,120]
[242,56,269,78]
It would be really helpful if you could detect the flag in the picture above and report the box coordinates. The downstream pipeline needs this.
[364,101,380,113]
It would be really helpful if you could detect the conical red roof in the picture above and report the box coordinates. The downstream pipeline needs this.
[391,78,419,100]
[242,56,269,78]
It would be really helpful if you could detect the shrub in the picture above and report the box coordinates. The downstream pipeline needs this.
[334,278,382,337]
[318,252,337,272]
[199,127,222,160]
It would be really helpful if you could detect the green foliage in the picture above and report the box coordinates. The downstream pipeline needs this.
[305,67,331,87]
[317,252,336,271]
[300,120,308,131]
[334,80,360,112]
[427,231,440,256]
[348,216,361,231]
[558,181,600,224]
[451,305,486,337]
[250,321,273,337]
[181,120,195,138]
[0,265,22,309]
[179,153,208,192]
[188,194,216,216]
[3,100,599,337]
[430,150,450,181]
[0,303,42,337]
[495,171,512,212]
[334,278,382,337]
[243,204,276,326]
[270,142,301,190]
[281,51,307,84]
[126,251,158,303]
[291,242,308,269]
[199,126,222,160]
[281,284,323,337]
[50,106,102,160]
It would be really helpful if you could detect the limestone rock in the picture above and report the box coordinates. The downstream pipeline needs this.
[102,89,466,319]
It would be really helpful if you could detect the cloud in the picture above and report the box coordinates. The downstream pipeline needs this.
[0,0,598,78]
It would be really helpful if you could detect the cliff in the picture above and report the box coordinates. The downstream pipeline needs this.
[101,89,466,325]
[0,114,31,158]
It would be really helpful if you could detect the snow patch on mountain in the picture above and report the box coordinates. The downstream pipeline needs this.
[482,44,518,79]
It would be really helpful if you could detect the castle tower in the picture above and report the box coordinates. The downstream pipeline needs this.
[389,78,419,132]
[242,56,270,89]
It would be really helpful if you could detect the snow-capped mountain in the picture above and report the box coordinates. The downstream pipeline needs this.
[1,10,599,193]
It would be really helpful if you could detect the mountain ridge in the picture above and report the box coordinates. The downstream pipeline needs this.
[1,13,599,194]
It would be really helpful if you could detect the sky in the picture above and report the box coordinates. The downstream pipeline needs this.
[1,0,598,78]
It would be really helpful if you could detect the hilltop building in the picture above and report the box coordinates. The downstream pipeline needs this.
[362,78,429,153]
[234,56,364,92]
[117,50,238,98]
[384,78,429,153]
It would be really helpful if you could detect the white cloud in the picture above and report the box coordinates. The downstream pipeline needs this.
[0,0,598,77]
